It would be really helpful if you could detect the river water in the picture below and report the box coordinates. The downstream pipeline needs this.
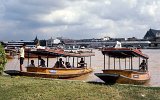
[4,49,160,87]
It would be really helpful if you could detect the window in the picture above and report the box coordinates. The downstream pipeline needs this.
[156,32,160,37]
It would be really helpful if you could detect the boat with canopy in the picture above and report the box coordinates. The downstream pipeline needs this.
[5,48,94,79]
[95,47,150,85]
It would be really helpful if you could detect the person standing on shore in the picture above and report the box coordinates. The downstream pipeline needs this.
[18,44,26,71]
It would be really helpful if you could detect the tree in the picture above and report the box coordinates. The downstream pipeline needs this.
[0,43,7,75]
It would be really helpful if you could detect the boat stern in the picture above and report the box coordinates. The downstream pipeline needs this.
[4,70,21,76]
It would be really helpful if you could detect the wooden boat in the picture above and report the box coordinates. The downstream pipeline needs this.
[95,47,150,85]
[5,68,93,79]
[5,49,94,79]
[5,49,17,59]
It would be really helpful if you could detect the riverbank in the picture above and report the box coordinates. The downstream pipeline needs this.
[0,76,160,100]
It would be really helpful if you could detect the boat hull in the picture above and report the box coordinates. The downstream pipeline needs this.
[95,70,150,85]
[4,70,21,76]
[6,55,15,59]
[95,73,119,84]
[4,67,93,79]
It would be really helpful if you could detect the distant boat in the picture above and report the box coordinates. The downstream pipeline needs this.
[64,47,93,54]
[5,49,17,59]
[5,49,94,79]
[95,47,150,85]
[80,46,85,49]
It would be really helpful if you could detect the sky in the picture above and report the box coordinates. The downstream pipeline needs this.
[0,0,160,41]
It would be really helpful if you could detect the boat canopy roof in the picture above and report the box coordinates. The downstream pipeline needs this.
[26,49,95,58]
[102,48,149,59]
[26,49,64,57]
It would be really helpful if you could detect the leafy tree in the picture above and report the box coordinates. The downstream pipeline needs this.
[0,43,7,75]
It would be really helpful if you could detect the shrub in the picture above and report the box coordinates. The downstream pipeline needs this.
[0,44,7,75]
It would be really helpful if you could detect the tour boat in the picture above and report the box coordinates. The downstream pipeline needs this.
[95,47,150,85]
[5,49,94,79]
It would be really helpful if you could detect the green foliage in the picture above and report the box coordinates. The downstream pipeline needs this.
[0,44,7,75]
[0,76,160,100]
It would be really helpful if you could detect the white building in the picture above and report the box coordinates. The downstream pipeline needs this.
[47,37,61,47]
[53,38,61,44]
[103,36,110,41]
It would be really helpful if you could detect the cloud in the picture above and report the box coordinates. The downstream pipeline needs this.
[0,0,160,40]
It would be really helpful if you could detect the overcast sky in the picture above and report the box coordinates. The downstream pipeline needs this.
[0,0,160,40]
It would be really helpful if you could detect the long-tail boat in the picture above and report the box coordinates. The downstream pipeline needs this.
[95,47,150,85]
[5,49,94,79]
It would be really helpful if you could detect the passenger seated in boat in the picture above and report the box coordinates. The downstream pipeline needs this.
[29,60,35,67]
[139,60,147,71]
[38,56,46,67]
[54,58,66,68]
[65,62,71,68]
[78,58,86,68]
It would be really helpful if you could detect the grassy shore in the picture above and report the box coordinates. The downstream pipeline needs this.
[0,76,160,100]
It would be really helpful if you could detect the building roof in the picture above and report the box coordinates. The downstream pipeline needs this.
[102,48,149,59]
[144,29,160,40]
